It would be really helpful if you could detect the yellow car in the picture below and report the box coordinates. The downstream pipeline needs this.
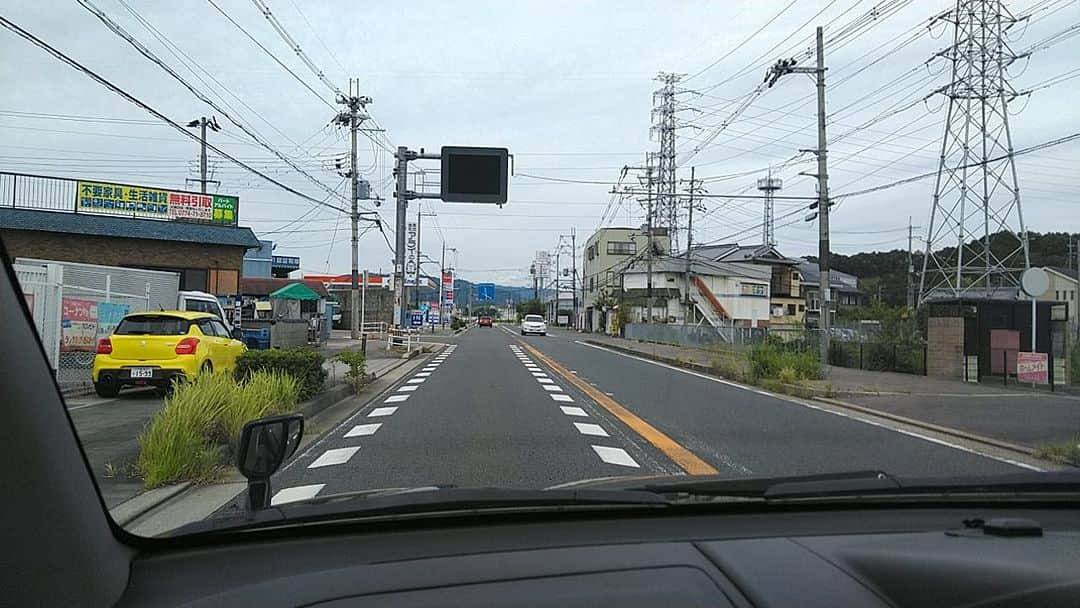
[92,310,246,398]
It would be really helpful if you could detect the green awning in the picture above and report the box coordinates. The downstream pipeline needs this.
[268,282,322,301]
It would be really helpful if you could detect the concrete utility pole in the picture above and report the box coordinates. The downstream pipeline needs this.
[394,147,410,328]
[644,159,656,324]
[683,166,701,326]
[907,217,915,309]
[571,227,577,329]
[186,116,219,193]
[332,80,374,339]
[414,206,437,308]
[766,25,831,364]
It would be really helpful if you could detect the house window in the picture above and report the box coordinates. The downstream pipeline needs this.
[606,270,616,286]
[589,276,595,292]
[740,283,767,297]
[798,304,805,312]
[787,304,796,315]
[606,241,636,255]
[809,295,820,311]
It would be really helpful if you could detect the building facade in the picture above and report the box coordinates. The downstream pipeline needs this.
[798,260,862,329]
[582,226,670,332]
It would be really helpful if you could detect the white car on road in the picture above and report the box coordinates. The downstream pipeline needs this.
[520,314,547,336]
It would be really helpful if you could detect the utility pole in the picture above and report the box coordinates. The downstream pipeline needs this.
[414,206,437,308]
[571,227,577,329]
[334,80,372,339]
[644,158,656,324]
[683,166,702,325]
[766,25,831,363]
[186,116,219,193]
[394,147,410,328]
[907,217,915,309]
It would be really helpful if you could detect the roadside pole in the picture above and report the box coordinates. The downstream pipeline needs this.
[571,227,577,329]
[394,147,409,328]
[349,104,360,340]
[198,118,207,194]
[683,166,696,326]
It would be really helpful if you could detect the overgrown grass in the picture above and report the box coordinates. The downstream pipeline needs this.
[137,371,300,488]
[749,340,822,381]
[1034,436,1080,467]
[335,349,368,392]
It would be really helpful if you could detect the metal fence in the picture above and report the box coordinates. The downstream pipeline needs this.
[15,262,152,391]
[828,340,927,375]
[623,323,770,348]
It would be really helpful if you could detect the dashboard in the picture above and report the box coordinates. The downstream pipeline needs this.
[115,506,1080,607]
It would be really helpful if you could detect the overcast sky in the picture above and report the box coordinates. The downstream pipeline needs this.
[2,0,1077,286]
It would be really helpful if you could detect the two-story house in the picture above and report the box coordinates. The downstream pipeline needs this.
[797,260,862,329]
[582,226,669,332]
[693,244,804,329]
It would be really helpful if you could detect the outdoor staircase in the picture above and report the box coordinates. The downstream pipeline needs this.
[690,276,731,335]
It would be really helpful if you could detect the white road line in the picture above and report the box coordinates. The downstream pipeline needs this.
[308,446,360,468]
[574,422,609,437]
[531,372,547,378]
[525,365,540,370]
[574,340,1044,473]
[406,378,426,384]
[368,407,398,417]
[422,365,438,370]
[541,384,563,392]
[414,372,432,377]
[537,377,554,384]
[344,423,382,437]
[592,445,640,468]
[397,385,419,392]
[560,406,588,416]
[271,484,325,506]
[384,394,410,403]
[551,394,574,402]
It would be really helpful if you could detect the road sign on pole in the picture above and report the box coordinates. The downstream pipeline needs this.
[477,283,495,302]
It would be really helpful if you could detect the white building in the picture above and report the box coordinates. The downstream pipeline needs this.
[582,226,670,332]
[619,255,772,327]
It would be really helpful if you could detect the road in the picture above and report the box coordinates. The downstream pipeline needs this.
[267,325,1022,506]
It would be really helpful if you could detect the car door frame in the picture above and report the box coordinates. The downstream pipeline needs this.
[195,318,226,370]
[209,318,243,368]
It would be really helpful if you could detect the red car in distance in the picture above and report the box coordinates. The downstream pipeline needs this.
[478,316,493,327]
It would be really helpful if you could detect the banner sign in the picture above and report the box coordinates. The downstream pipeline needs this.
[76,180,239,226]
[442,272,453,286]
[445,289,454,304]
[96,302,130,341]
[409,311,424,327]
[1017,352,1049,384]
[404,222,418,287]
[61,298,98,352]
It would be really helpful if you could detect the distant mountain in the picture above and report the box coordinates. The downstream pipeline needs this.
[410,275,541,309]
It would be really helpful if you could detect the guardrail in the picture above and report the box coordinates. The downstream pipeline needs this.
[386,328,421,351]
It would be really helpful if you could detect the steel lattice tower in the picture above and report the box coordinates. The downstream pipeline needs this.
[652,72,682,251]
[757,173,782,248]
[919,0,1029,305]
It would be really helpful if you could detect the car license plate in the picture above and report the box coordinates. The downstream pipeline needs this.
[129,367,154,379]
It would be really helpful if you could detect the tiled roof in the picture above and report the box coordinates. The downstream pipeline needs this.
[0,207,260,248]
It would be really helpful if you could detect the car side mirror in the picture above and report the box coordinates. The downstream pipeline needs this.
[236,413,304,512]
[231,327,243,340]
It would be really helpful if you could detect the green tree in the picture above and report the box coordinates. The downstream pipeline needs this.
[516,298,544,317]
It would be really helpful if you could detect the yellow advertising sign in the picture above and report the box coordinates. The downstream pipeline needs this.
[75,180,240,225]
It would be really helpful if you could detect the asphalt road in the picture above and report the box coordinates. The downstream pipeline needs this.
[267,325,1021,506]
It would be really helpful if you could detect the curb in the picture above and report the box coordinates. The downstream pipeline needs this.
[111,481,192,527]
[110,353,431,526]
[583,339,1039,458]
[810,395,1035,455]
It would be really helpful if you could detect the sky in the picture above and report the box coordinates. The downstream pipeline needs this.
[2,0,1078,287]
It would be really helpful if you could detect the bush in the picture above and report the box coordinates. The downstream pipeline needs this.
[138,370,301,488]
[235,347,326,400]
[1034,436,1080,466]
[777,366,799,385]
[450,317,466,331]
[336,349,367,392]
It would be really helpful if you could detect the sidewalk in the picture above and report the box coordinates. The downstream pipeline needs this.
[579,331,1080,451]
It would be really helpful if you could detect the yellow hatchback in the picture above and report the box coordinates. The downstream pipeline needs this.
[92,310,246,397]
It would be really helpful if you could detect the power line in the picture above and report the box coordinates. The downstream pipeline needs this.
[75,0,350,206]
[682,0,801,83]
[0,14,349,215]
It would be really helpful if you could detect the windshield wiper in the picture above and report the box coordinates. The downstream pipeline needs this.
[175,487,670,535]
[624,470,1080,501]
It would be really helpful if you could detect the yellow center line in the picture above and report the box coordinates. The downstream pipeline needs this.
[521,342,718,476]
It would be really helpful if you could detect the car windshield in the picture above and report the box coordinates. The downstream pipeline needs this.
[3,1,1075,539]
[114,316,191,336]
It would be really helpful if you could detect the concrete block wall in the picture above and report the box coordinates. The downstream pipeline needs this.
[927,316,964,379]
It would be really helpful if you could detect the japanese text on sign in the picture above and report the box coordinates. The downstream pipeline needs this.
[76,180,239,226]
[1016,352,1049,384]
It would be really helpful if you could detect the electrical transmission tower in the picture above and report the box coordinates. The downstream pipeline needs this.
[652,72,683,251]
[919,0,1029,305]
[757,172,782,248]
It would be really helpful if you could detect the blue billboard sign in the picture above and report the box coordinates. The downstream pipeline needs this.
[477,283,496,302]
[409,312,424,327]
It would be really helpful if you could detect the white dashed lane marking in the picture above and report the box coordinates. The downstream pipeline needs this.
[531,372,547,377]
[537,377,554,384]
[368,407,398,417]
[271,484,325,506]
[414,372,432,377]
[541,384,562,392]
[384,394,409,403]
[406,378,426,384]
[573,422,609,437]
[397,385,419,392]
[560,406,588,417]
[344,423,381,437]
[592,446,640,468]
[308,446,360,468]
[551,394,574,402]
